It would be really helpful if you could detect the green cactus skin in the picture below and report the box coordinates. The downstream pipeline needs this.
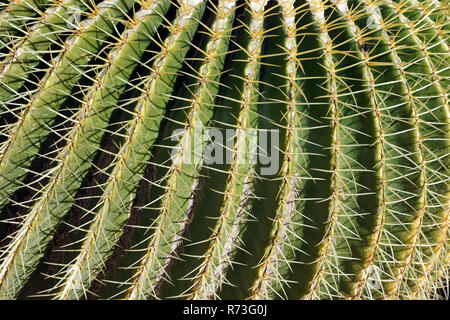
[0,0,448,300]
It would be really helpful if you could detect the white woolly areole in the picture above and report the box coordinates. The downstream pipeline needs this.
[249,0,268,12]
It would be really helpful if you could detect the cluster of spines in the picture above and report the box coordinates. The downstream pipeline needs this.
[0,0,448,300]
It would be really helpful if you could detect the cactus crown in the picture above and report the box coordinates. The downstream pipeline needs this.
[0,0,448,300]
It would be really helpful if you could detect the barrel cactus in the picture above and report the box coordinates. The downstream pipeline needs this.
[0,0,448,300]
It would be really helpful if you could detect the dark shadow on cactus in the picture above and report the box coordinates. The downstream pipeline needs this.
[0,0,448,300]
[0,43,112,247]
[6,14,148,297]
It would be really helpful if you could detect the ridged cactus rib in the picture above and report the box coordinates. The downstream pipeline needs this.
[415,0,450,45]
[250,0,312,300]
[363,2,425,299]
[222,0,378,300]
[294,3,380,300]
[387,0,449,298]
[185,0,260,300]
[181,0,277,300]
[0,0,448,300]
[333,0,393,299]
[123,0,236,300]
[0,0,102,152]
[321,0,436,300]
[0,0,98,92]
[303,1,381,300]
[362,1,448,300]
[383,0,450,299]
[0,0,134,210]
[140,0,241,301]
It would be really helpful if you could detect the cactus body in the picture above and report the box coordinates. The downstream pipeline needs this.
[0,0,448,299]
